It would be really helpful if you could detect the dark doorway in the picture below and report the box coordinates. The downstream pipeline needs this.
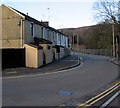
[2,49,25,69]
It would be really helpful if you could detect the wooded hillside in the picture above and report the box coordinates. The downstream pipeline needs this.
[60,24,114,49]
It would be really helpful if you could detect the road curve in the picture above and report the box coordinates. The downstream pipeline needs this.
[2,53,119,106]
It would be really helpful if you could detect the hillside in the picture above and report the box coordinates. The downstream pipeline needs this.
[60,24,113,49]
[60,25,96,38]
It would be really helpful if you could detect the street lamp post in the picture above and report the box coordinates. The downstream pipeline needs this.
[115,36,119,59]
[77,34,79,49]
[72,33,76,55]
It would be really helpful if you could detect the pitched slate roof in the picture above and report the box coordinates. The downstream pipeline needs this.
[9,5,68,37]
[34,37,52,44]
[25,43,43,49]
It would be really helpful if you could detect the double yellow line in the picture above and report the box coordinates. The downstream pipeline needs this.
[77,82,120,107]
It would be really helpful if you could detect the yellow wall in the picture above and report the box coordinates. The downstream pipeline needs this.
[0,5,2,20]
[40,44,47,50]
[0,5,44,49]
[1,5,24,49]
[40,44,53,64]
[0,5,2,48]
[25,44,43,68]
[25,44,38,68]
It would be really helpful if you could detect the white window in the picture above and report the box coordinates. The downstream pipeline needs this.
[47,29,49,40]
[41,26,44,38]
[53,32,55,42]
[30,22,34,37]
[49,30,51,40]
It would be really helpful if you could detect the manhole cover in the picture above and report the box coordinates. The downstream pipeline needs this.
[58,90,73,95]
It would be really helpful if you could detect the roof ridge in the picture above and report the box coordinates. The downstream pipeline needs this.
[2,4,68,36]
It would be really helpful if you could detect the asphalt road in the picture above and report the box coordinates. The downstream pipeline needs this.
[107,95,119,106]
[2,53,119,106]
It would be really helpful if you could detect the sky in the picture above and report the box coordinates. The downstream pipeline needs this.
[1,0,97,29]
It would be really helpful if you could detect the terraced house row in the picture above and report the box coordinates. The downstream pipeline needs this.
[0,4,70,69]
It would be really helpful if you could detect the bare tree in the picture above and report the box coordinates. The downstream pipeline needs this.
[93,0,120,24]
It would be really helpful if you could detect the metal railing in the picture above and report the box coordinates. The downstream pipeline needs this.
[73,48,113,57]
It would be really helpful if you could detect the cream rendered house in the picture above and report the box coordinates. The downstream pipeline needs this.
[0,4,70,69]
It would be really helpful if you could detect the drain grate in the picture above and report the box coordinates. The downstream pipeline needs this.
[58,90,73,95]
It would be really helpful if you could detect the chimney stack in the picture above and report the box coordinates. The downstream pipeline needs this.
[41,21,49,26]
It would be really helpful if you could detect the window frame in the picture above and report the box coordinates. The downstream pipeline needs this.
[30,22,34,37]
[41,26,44,38]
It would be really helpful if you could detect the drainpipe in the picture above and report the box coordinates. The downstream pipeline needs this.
[21,19,25,48]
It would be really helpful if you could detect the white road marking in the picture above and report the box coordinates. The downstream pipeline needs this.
[100,90,120,107]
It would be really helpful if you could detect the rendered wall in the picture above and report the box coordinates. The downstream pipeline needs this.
[25,44,38,68]
[41,44,53,64]
[24,21,46,43]
[34,24,41,38]
[60,47,65,59]
[24,20,34,44]
[46,49,53,64]
[53,48,59,60]
[25,44,43,68]
[38,50,43,67]
[0,5,1,106]
[64,47,71,56]
[0,5,2,42]
[1,5,24,49]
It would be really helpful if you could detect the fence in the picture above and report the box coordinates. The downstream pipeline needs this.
[73,48,113,57]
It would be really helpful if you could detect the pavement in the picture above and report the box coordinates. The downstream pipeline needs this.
[113,59,120,66]
[2,55,80,77]
[110,58,120,66]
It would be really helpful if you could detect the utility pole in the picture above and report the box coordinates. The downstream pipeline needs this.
[72,33,75,55]
[115,36,119,59]
[112,24,115,57]
[77,34,79,48]
[72,34,74,50]
[72,33,75,49]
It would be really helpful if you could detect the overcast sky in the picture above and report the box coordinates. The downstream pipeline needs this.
[1,0,97,29]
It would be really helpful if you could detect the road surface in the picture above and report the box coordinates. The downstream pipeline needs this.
[2,53,119,106]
